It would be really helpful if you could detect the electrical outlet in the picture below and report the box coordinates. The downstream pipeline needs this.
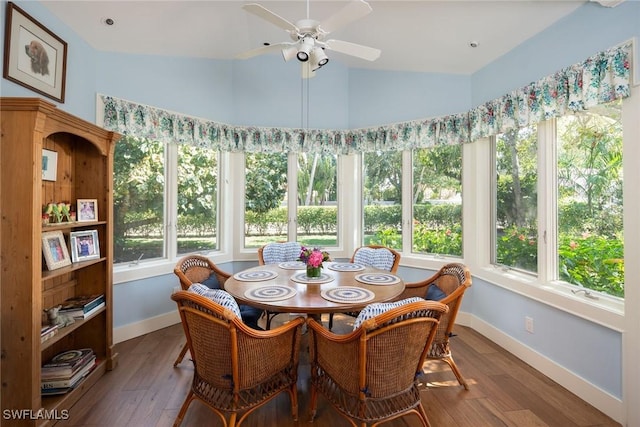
[525,316,534,334]
[172,286,181,294]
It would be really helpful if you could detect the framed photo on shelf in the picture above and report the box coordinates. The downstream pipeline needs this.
[70,230,100,262]
[77,199,97,222]
[41,149,57,181]
[3,2,67,103]
[42,230,71,270]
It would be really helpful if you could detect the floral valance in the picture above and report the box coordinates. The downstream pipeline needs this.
[101,42,631,154]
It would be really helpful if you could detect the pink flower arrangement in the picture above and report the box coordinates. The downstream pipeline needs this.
[298,246,330,268]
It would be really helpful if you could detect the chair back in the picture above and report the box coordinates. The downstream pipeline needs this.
[171,291,305,421]
[308,300,448,425]
[428,263,472,358]
[258,241,302,265]
[174,254,230,290]
[351,245,401,273]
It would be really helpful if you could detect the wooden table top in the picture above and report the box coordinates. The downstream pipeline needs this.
[224,262,405,315]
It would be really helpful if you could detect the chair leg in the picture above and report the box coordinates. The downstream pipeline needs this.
[173,342,189,367]
[308,385,318,422]
[328,313,334,330]
[289,383,299,421]
[173,390,195,426]
[415,402,432,427]
[441,355,469,390]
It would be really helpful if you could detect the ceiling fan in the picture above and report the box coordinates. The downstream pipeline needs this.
[236,0,381,77]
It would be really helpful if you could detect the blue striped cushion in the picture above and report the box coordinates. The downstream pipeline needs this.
[353,297,423,330]
[353,247,395,271]
[188,283,242,319]
[262,242,302,264]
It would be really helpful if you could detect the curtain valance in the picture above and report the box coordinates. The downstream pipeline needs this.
[101,42,631,154]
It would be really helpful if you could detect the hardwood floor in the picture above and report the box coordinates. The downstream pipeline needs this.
[57,314,620,426]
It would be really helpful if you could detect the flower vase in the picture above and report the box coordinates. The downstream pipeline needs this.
[306,266,321,278]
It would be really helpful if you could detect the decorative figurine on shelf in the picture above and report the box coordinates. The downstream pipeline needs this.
[45,203,62,223]
[60,202,72,222]
[44,305,75,327]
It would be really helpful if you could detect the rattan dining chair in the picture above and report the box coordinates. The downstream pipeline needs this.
[171,291,305,427]
[307,299,448,427]
[327,244,401,330]
[395,262,472,389]
[257,241,302,329]
[173,255,262,366]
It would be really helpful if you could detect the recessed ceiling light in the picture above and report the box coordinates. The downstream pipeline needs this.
[101,17,115,26]
[469,41,479,48]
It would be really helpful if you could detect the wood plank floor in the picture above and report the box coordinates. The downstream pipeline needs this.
[56,314,620,427]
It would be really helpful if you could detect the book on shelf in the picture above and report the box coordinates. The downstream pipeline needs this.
[41,348,95,379]
[58,294,105,318]
[41,357,96,390]
[40,324,60,342]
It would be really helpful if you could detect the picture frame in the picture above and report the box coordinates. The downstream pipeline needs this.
[77,199,98,222]
[42,230,71,270]
[70,230,100,262]
[3,2,67,103]
[42,149,57,181]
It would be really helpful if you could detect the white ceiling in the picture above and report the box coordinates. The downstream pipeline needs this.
[40,0,595,75]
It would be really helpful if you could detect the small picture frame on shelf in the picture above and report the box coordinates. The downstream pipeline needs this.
[70,230,100,262]
[42,230,71,270]
[42,149,57,181]
[77,199,97,222]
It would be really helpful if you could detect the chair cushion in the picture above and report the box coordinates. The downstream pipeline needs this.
[188,283,242,319]
[201,272,221,289]
[240,305,264,330]
[353,297,423,330]
[353,247,395,271]
[425,284,447,301]
[262,242,301,264]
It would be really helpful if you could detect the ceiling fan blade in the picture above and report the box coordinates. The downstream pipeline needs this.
[235,42,294,60]
[242,3,298,32]
[324,39,381,61]
[319,0,372,34]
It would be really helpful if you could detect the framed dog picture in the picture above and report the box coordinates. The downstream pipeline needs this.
[42,230,71,270]
[3,2,67,102]
[77,199,98,222]
[70,230,100,262]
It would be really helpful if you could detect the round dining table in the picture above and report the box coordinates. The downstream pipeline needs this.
[224,261,405,321]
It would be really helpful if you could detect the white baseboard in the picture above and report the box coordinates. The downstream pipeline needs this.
[113,310,623,424]
[456,312,623,424]
[113,310,180,344]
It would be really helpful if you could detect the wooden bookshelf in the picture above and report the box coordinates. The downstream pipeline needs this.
[1,98,121,426]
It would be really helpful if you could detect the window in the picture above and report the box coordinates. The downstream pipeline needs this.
[176,144,219,255]
[113,136,165,264]
[296,152,338,247]
[244,152,289,248]
[494,126,538,273]
[362,151,402,249]
[412,145,463,256]
[557,100,623,297]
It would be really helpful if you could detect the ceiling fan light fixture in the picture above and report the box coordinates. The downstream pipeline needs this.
[282,45,298,62]
[311,47,329,67]
[296,36,314,62]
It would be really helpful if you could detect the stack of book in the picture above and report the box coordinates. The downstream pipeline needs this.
[40,324,60,343]
[59,294,105,319]
[41,348,96,395]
